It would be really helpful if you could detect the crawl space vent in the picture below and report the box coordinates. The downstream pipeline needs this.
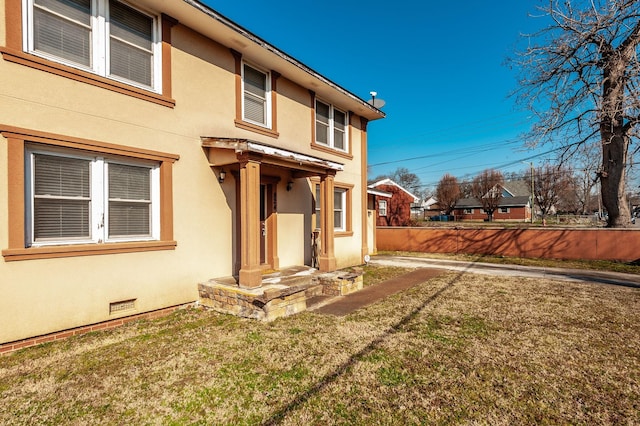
[109,299,136,314]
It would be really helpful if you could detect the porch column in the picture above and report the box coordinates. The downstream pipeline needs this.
[238,154,262,288]
[319,173,337,271]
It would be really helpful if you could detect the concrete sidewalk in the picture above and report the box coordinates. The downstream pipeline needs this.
[370,255,640,288]
[309,268,446,316]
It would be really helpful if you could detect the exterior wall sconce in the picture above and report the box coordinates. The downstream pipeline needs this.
[218,170,226,183]
[286,180,294,191]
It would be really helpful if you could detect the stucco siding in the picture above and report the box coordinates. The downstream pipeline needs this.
[0,0,377,345]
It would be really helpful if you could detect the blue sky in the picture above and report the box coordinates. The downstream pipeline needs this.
[208,1,552,193]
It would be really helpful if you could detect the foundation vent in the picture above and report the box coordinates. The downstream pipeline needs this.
[109,299,136,314]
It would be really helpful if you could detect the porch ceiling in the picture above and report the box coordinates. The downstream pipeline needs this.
[201,137,344,177]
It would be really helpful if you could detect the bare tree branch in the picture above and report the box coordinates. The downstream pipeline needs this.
[511,0,640,227]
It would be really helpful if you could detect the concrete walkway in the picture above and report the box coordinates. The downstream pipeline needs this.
[371,255,640,288]
[310,255,640,317]
[310,268,446,316]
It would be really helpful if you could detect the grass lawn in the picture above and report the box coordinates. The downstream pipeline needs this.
[1,266,639,425]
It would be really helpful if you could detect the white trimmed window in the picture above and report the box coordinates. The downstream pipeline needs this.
[379,200,387,217]
[314,184,321,230]
[24,0,162,91]
[315,100,348,152]
[334,188,346,231]
[242,62,271,127]
[26,146,160,246]
[500,207,510,213]
[464,208,473,214]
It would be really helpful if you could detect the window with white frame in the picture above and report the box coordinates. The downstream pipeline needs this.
[334,187,346,231]
[26,146,159,246]
[314,184,321,230]
[25,0,161,91]
[500,207,510,213]
[464,208,473,214]
[315,100,348,152]
[379,200,387,217]
[242,63,271,127]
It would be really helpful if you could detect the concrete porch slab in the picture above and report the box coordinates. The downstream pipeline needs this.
[198,266,363,321]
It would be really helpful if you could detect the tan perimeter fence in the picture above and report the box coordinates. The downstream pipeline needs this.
[377,227,640,262]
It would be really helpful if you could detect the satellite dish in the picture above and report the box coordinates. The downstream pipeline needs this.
[367,91,385,109]
[367,98,386,108]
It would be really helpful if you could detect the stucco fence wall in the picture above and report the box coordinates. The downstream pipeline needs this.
[377,227,640,262]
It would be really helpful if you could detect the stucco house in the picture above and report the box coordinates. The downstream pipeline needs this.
[453,181,532,222]
[0,0,384,350]
[368,179,420,226]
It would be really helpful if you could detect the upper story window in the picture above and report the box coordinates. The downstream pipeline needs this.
[26,146,160,246]
[315,100,348,152]
[25,0,161,92]
[242,62,271,127]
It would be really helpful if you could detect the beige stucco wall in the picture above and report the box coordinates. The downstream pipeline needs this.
[0,1,371,344]
[277,213,306,267]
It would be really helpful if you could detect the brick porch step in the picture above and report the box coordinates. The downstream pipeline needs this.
[198,266,363,321]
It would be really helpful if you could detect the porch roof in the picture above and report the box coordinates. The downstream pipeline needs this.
[201,137,344,176]
[367,188,392,198]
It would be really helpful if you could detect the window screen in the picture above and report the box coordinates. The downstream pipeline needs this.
[333,109,346,150]
[243,64,267,124]
[108,163,151,237]
[33,153,91,240]
[33,0,92,66]
[315,101,330,145]
[334,188,345,230]
[109,0,153,86]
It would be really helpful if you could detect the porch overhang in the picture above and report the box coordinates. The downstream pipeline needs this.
[201,137,343,177]
[201,136,344,289]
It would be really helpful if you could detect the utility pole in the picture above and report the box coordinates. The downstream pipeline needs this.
[530,163,535,224]
[522,161,535,224]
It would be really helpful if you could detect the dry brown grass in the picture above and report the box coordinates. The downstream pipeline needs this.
[1,269,639,425]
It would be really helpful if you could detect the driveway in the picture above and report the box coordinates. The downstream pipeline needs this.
[370,254,640,289]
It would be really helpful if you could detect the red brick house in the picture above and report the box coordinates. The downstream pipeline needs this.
[453,181,532,222]
[369,179,420,226]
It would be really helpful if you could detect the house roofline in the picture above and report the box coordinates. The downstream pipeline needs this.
[170,0,385,121]
[368,178,420,202]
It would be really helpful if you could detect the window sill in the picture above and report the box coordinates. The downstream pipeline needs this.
[0,47,176,108]
[234,119,279,138]
[2,240,177,262]
[310,142,353,160]
[335,231,354,237]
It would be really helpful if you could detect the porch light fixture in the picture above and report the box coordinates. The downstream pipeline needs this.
[218,169,226,183]
[286,180,294,191]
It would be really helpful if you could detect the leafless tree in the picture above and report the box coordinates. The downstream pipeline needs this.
[435,174,461,214]
[391,167,421,194]
[460,180,474,198]
[531,163,574,217]
[472,169,504,221]
[513,0,640,227]
[573,141,601,214]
